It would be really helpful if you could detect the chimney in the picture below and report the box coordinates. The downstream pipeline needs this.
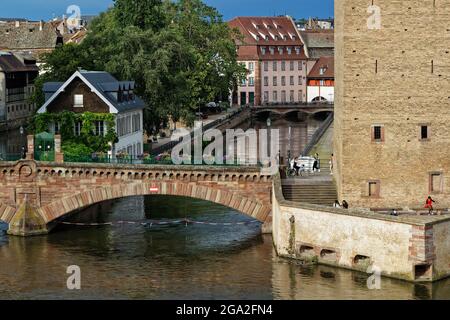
[15,21,20,28]
[39,20,43,31]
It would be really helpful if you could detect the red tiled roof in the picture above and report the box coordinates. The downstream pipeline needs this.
[228,16,303,46]
[307,56,334,79]
[228,16,307,60]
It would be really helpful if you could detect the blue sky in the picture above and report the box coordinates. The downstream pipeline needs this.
[0,0,334,21]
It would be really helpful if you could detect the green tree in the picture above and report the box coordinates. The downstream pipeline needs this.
[32,0,246,134]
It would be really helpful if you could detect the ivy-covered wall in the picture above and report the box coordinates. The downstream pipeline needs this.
[31,111,117,157]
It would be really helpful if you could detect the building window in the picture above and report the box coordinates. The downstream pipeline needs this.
[281,61,286,71]
[273,76,277,86]
[240,78,247,86]
[295,47,301,55]
[74,94,84,107]
[287,47,292,55]
[281,90,286,103]
[290,76,294,86]
[94,121,104,136]
[298,76,303,85]
[264,61,269,71]
[248,77,255,86]
[281,76,286,86]
[132,113,141,132]
[298,90,303,102]
[269,47,275,55]
[263,91,269,102]
[420,125,429,141]
[74,121,82,136]
[290,61,294,71]
[53,122,61,134]
[368,180,380,197]
[273,61,277,71]
[264,76,269,86]
[273,91,278,102]
[261,47,266,55]
[298,61,303,70]
[430,172,443,193]
[371,125,384,142]
[290,90,294,102]
[248,62,254,72]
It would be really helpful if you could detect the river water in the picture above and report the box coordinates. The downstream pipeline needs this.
[0,115,448,300]
[0,196,448,300]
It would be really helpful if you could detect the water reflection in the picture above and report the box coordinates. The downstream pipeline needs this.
[0,196,448,300]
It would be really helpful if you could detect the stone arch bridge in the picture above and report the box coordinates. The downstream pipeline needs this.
[0,160,273,236]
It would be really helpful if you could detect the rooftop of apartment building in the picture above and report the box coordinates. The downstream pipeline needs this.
[0,20,63,51]
[307,56,334,79]
[228,16,302,46]
[300,29,334,49]
[0,51,39,73]
[228,16,308,60]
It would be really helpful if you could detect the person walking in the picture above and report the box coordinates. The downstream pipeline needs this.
[312,153,320,173]
[424,196,436,215]
[329,153,335,175]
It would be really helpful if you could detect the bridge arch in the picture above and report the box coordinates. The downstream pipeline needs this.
[0,202,18,224]
[38,181,272,225]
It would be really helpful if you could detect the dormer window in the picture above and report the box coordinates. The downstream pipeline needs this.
[74,94,83,107]
[265,35,269,41]
[320,66,327,75]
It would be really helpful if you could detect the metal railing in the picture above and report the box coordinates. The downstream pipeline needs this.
[64,154,261,167]
[0,153,23,162]
[302,111,334,156]
[255,101,334,108]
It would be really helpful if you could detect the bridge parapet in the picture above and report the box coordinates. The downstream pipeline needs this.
[0,160,273,236]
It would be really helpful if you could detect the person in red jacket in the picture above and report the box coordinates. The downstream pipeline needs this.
[424,196,436,215]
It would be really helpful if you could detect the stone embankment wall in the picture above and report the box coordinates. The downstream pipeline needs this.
[272,174,450,282]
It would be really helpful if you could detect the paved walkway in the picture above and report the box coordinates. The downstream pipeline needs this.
[149,106,241,151]
[284,122,334,184]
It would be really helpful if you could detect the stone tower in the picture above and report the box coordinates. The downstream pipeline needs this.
[334,0,450,209]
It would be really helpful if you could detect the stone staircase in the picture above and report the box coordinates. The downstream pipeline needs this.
[282,178,337,206]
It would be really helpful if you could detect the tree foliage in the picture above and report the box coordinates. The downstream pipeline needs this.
[32,0,246,134]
